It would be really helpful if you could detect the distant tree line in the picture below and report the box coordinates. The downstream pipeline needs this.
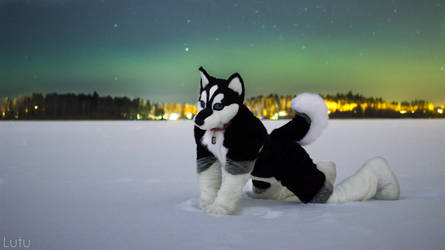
[245,91,444,119]
[0,92,164,120]
[0,91,443,120]
[322,92,443,119]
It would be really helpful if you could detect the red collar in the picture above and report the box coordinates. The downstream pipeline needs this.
[210,122,232,132]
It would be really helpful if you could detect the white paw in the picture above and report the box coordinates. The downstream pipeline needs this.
[246,190,263,199]
[367,157,400,200]
[247,184,294,201]
[246,190,280,200]
[205,204,233,215]
[199,198,214,210]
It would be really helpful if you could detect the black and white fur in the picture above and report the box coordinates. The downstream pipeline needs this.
[194,67,400,215]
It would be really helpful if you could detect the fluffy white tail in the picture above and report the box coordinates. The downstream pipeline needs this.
[291,93,329,145]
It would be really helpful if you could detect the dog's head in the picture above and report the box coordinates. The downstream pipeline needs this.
[194,67,245,130]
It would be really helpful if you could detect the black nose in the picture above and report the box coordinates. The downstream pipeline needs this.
[195,116,204,126]
[195,109,212,126]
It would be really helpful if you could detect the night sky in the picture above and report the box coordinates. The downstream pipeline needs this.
[1,0,444,104]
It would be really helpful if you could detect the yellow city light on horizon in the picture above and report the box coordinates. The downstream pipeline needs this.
[4,94,444,121]
[185,112,193,120]
[278,110,287,117]
[168,113,180,121]
[324,100,358,113]
[428,104,434,111]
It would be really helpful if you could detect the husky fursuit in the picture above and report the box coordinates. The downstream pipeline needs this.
[194,67,400,215]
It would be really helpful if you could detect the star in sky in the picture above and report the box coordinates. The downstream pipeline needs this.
[1,0,444,104]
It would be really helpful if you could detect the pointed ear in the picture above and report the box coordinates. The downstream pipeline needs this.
[227,72,244,97]
[199,66,210,89]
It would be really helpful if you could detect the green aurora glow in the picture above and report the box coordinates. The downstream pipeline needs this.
[1,0,444,104]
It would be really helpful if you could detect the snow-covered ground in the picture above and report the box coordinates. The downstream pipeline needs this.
[1,120,444,250]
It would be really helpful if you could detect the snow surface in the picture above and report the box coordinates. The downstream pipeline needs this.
[1,120,445,250]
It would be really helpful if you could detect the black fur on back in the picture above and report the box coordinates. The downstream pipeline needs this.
[252,116,326,203]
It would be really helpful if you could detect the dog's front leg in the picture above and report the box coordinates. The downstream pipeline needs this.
[197,156,221,210]
[206,159,254,215]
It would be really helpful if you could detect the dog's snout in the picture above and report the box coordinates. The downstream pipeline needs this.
[195,116,204,126]
[194,109,212,126]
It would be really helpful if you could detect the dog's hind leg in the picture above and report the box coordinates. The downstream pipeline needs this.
[327,157,400,203]
[247,178,297,200]
[248,179,281,200]
[316,161,337,185]
[247,161,335,202]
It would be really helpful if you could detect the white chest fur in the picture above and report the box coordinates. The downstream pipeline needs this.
[201,130,228,166]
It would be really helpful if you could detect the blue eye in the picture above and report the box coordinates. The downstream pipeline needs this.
[213,103,224,111]
[200,100,205,108]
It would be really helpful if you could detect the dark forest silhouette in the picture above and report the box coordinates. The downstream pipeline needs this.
[0,91,443,120]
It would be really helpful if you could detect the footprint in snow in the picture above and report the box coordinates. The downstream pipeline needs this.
[178,198,283,218]
[178,198,201,213]
[241,207,283,219]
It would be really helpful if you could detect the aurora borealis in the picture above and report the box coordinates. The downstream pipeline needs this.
[1,0,444,104]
